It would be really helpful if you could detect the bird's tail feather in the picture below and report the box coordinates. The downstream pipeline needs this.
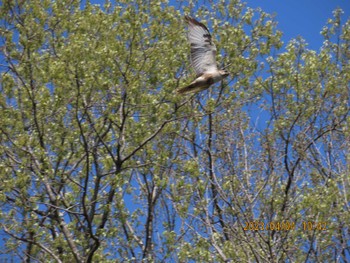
[176,83,197,94]
[176,83,209,95]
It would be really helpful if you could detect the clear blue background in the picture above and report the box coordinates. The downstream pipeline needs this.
[86,0,350,48]
[245,0,350,50]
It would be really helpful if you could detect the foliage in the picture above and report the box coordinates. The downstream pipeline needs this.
[0,0,349,262]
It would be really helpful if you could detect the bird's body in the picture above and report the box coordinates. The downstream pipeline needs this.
[177,70,228,94]
[177,16,229,95]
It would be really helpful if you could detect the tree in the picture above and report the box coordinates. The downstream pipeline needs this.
[0,0,349,262]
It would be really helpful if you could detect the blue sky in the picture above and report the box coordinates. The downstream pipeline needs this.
[86,0,350,50]
[245,0,350,50]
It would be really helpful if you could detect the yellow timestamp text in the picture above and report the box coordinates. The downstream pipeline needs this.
[243,221,328,231]
[243,221,296,231]
[302,221,327,231]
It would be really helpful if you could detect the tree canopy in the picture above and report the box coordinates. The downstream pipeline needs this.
[0,0,349,262]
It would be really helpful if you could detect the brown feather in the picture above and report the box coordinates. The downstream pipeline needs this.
[177,83,210,95]
[184,16,210,33]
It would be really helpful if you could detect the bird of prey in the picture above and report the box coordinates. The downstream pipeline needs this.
[177,16,229,95]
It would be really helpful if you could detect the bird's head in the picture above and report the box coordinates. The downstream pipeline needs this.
[219,69,229,78]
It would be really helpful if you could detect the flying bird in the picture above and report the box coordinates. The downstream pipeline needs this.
[177,16,229,95]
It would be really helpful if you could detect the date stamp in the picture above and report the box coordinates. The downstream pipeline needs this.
[243,221,328,231]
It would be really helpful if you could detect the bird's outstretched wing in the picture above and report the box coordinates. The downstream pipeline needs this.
[185,16,218,76]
